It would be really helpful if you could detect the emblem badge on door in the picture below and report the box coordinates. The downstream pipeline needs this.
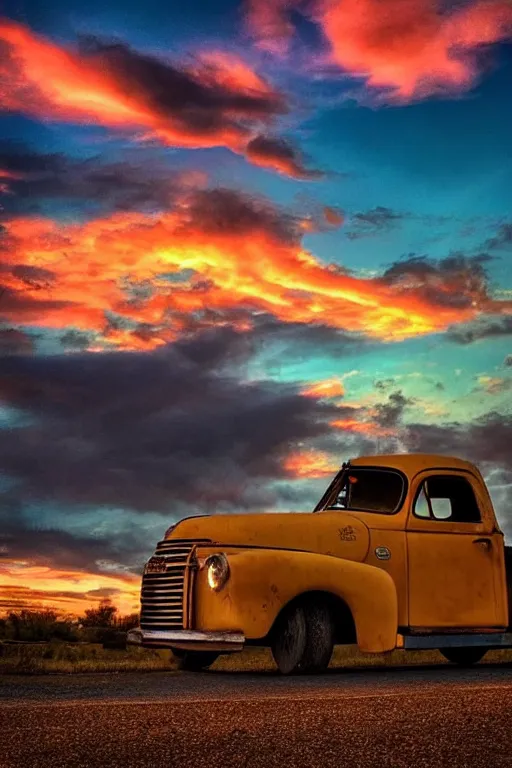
[375,546,391,560]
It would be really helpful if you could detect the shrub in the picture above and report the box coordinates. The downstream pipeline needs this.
[80,600,118,628]
[0,603,139,644]
[116,612,139,631]
[6,609,78,642]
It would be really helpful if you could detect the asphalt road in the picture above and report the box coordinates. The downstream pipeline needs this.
[1,664,512,768]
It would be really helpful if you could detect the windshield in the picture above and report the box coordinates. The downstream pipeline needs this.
[314,467,406,515]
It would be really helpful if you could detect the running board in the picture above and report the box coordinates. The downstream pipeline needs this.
[397,632,512,650]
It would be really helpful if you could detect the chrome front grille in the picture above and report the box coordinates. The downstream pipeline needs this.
[140,539,210,631]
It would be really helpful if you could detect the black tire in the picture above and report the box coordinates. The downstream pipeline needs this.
[440,647,487,666]
[271,602,307,675]
[271,599,334,675]
[300,601,335,674]
[172,650,219,671]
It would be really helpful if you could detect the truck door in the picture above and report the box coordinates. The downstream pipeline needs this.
[406,471,504,630]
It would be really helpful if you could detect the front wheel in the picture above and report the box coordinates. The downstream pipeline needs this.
[171,649,219,671]
[440,647,487,666]
[271,599,334,675]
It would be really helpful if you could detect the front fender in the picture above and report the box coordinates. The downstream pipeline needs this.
[194,549,398,653]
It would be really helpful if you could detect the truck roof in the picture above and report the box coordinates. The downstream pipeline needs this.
[350,453,478,476]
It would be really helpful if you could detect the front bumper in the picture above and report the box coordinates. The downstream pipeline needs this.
[127,628,245,652]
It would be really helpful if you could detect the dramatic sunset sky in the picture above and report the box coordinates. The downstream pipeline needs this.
[1,0,511,616]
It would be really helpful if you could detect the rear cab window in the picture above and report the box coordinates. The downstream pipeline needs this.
[319,467,406,515]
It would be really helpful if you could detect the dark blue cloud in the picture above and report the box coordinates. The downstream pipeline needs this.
[0,327,340,513]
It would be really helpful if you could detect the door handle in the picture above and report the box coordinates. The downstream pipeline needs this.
[473,537,492,551]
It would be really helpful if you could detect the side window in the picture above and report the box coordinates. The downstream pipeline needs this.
[413,475,481,523]
[414,487,430,518]
[429,493,452,520]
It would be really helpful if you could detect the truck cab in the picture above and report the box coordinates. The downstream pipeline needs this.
[127,453,512,674]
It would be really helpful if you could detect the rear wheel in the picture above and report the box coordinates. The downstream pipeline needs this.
[440,647,487,666]
[271,599,334,675]
[171,649,219,671]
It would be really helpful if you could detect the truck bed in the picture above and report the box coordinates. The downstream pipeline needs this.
[506,546,512,630]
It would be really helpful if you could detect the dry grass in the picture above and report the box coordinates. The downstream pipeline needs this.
[213,645,512,673]
[2,641,512,675]
[0,642,173,674]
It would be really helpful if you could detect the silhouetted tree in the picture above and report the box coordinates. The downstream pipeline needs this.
[80,599,118,628]
[5,609,77,641]
[116,612,139,631]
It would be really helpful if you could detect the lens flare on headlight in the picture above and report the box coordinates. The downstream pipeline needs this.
[206,553,230,591]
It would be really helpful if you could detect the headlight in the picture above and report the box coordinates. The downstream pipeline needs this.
[206,553,230,592]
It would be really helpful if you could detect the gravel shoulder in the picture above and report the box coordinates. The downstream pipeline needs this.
[1,668,512,768]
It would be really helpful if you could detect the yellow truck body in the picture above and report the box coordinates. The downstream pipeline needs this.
[128,453,512,673]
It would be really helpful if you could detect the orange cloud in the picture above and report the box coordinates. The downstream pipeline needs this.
[247,0,512,99]
[330,417,396,438]
[476,375,512,395]
[284,449,339,478]
[321,0,512,100]
[303,377,345,398]
[0,563,139,617]
[1,191,502,349]
[323,206,345,227]
[0,20,321,176]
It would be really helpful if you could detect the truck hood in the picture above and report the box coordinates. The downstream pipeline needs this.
[168,511,370,563]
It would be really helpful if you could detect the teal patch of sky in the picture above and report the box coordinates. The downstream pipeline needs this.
[0,405,35,429]
[269,478,328,513]
[247,328,512,419]
[372,333,510,383]
[447,334,512,378]
[304,47,512,213]
[301,217,512,287]
[12,327,89,356]
[0,472,19,494]
[294,64,512,278]
[244,334,376,385]
[22,501,166,550]
[360,334,512,421]
[158,269,196,284]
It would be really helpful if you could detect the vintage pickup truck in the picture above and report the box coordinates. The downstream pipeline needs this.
[127,453,512,674]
